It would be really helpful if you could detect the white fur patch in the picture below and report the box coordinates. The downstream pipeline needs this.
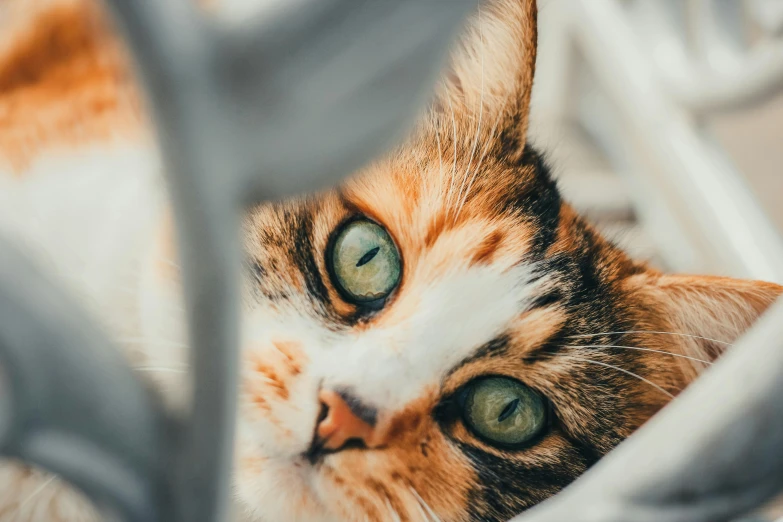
[316,264,537,411]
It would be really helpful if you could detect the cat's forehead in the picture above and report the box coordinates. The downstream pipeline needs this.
[245,143,560,275]
[243,152,553,317]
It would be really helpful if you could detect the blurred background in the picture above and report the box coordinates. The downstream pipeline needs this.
[528,0,783,284]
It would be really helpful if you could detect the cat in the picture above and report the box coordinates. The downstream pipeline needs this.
[0,0,781,521]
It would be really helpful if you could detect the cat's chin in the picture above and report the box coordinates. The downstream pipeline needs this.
[233,456,343,522]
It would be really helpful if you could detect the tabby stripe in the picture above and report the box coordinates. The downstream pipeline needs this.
[288,207,331,312]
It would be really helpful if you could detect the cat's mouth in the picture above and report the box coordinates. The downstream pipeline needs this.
[305,437,370,465]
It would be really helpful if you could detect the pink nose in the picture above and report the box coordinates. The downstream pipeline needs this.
[316,389,380,451]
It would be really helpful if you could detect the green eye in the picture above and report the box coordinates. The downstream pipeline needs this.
[462,377,547,447]
[330,219,402,303]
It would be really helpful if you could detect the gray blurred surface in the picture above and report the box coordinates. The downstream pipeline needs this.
[536,89,783,265]
[532,0,783,280]
[711,92,783,236]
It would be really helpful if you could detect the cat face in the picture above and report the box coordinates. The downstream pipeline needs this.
[229,155,639,522]
[233,1,783,519]
[223,141,781,522]
[134,2,782,521]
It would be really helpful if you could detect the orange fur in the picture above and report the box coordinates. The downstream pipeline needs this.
[0,0,142,171]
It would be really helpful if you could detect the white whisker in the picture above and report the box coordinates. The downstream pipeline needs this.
[409,487,441,522]
[568,330,732,346]
[434,116,445,199]
[18,475,57,511]
[384,497,403,522]
[453,2,485,224]
[547,353,676,399]
[453,106,503,222]
[561,344,713,365]
[410,493,432,522]
[445,94,459,214]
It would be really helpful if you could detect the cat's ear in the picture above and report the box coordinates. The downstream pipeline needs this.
[429,0,538,159]
[632,273,782,378]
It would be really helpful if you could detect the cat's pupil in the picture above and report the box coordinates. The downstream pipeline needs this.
[356,246,380,267]
[461,377,547,447]
[497,398,520,423]
[328,219,402,304]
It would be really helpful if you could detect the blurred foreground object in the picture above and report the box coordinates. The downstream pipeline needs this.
[533,0,783,283]
[0,1,474,520]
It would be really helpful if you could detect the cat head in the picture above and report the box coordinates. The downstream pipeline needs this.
[136,1,783,521]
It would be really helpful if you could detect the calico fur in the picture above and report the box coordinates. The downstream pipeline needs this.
[0,1,781,521]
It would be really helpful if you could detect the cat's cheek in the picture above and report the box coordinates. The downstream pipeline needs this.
[310,464,397,522]
[237,336,320,453]
[305,428,474,522]
[232,454,334,522]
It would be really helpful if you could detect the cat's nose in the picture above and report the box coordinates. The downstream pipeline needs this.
[310,389,380,456]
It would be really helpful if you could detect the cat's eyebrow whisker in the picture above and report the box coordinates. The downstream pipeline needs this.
[542,353,676,399]
[454,104,503,222]
[568,330,732,346]
[409,487,441,522]
[433,117,445,199]
[559,344,713,365]
[444,94,459,215]
[453,3,485,225]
